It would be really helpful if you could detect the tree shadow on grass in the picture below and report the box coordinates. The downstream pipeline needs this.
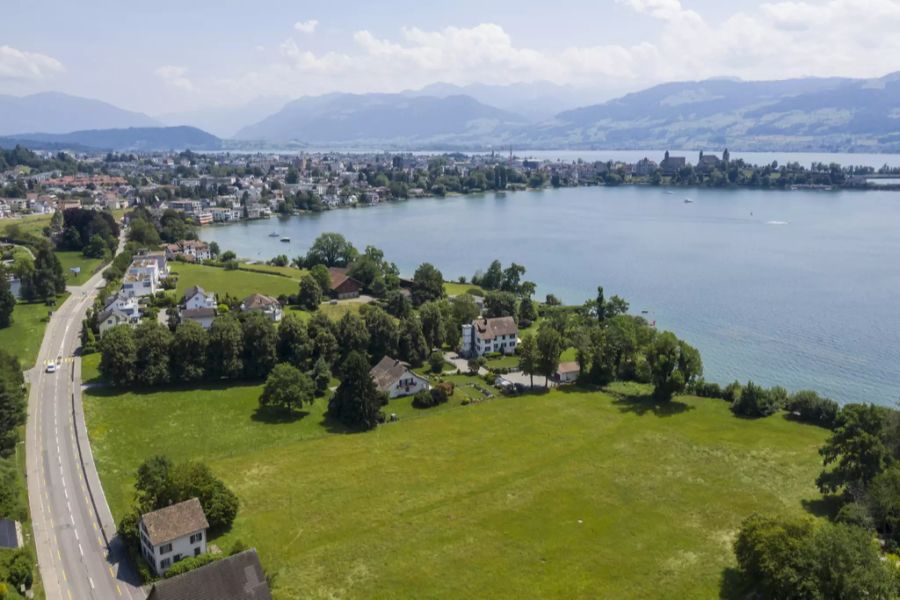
[718,567,750,599]
[250,406,310,424]
[611,394,694,417]
[86,379,262,398]
[802,494,843,520]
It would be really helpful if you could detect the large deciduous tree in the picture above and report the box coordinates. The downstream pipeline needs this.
[259,363,315,414]
[134,321,173,386]
[817,403,892,497]
[328,351,383,430]
[171,321,208,382]
[304,232,358,267]
[411,262,445,306]
[297,274,323,310]
[99,325,137,387]
[646,331,702,401]
[241,312,278,379]
[206,315,244,379]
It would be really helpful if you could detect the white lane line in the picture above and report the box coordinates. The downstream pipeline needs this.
[78,542,83,556]
[74,528,79,541]
[89,576,95,590]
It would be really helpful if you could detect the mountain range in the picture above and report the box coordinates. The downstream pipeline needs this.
[3,73,900,152]
[0,127,221,152]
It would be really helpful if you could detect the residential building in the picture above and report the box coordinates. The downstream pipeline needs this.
[180,307,216,330]
[139,498,209,576]
[122,271,157,298]
[554,362,581,384]
[240,293,283,322]
[166,240,212,262]
[146,549,272,600]
[369,356,430,398]
[183,285,217,310]
[461,316,518,357]
[328,267,363,299]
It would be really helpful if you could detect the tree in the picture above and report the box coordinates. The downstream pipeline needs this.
[418,302,445,350]
[259,363,315,414]
[450,294,479,327]
[83,234,108,259]
[171,321,207,382]
[519,297,538,323]
[595,286,606,322]
[518,334,538,388]
[479,260,503,290]
[384,289,412,318]
[398,316,429,367]
[733,513,897,599]
[276,313,312,369]
[428,351,445,373]
[535,326,563,389]
[20,244,65,302]
[484,291,518,319]
[305,232,358,267]
[501,263,526,293]
[241,313,278,379]
[362,305,398,362]
[335,312,370,367]
[312,357,331,396]
[0,351,25,456]
[297,274,323,310]
[206,315,244,379]
[646,331,702,401]
[98,325,136,386]
[786,390,839,429]
[817,403,892,497]
[730,381,780,418]
[134,321,173,386]
[0,270,15,328]
[412,263,445,306]
[328,351,382,430]
[309,263,331,293]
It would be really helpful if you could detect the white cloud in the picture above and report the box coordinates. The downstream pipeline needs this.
[167,5,900,107]
[293,20,319,34]
[0,45,63,80]
[154,65,193,91]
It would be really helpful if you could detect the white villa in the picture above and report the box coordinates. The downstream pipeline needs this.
[183,286,217,310]
[461,316,519,357]
[139,498,208,576]
[97,293,141,335]
[369,356,430,398]
[240,293,283,322]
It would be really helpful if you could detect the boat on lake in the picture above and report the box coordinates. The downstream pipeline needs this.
[684,198,694,203]
[268,232,279,237]
[280,237,291,242]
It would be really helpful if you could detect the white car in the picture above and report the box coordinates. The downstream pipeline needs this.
[45,363,57,374]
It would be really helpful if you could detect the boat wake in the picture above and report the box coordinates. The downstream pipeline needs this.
[766,220,789,225]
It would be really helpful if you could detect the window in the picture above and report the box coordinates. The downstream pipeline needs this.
[159,543,172,554]
[160,558,171,570]
[194,547,201,557]
[190,532,203,544]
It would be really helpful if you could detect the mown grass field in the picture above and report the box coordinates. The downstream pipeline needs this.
[84,379,827,599]
[56,251,106,285]
[0,294,69,368]
[170,263,301,300]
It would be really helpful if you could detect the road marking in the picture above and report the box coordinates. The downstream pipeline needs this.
[108,565,114,577]
[93,521,98,532]
[98,535,103,546]
[68,589,72,600]
[116,583,122,596]
[57,549,61,560]
[62,568,67,581]
[78,542,83,556]
[74,529,79,541]
[89,576,95,590]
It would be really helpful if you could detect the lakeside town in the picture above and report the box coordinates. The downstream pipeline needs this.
[3,146,900,227]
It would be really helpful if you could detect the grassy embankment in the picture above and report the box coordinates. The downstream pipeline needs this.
[84,377,827,600]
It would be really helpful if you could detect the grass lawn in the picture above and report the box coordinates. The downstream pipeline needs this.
[3,213,52,238]
[0,294,69,368]
[85,380,827,600]
[443,282,484,297]
[56,251,106,285]
[484,353,520,370]
[238,263,307,279]
[170,263,300,300]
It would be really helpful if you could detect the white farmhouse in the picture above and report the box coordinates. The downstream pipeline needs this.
[369,356,430,398]
[139,498,209,576]
[183,286,217,310]
[461,316,518,357]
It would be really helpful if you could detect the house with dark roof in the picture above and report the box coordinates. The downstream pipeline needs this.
[660,150,687,176]
[240,293,283,322]
[183,286,217,311]
[146,549,272,600]
[461,316,518,357]
[370,356,430,398]
[139,498,209,575]
[328,267,363,299]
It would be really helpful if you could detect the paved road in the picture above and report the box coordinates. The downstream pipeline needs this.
[25,263,145,599]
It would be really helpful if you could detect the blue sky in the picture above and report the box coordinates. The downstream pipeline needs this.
[2,0,900,114]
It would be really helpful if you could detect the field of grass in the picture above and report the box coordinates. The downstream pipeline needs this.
[2,214,52,238]
[56,251,106,285]
[170,263,300,300]
[444,282,484,296]
[238,263,307,279]
[84,379,827,599]
[0,294,69,368]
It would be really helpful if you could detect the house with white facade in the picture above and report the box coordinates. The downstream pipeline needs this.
[369,356,430,398]
[139,498,208,576]
[240,293,282,322]
[97,293,141,335]
[122,271,157,298]
[183,286,216,310]
[461,316,518,357]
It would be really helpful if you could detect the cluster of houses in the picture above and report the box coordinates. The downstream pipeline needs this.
[138,498,272,599]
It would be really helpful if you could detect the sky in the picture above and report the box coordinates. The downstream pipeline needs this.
[2,0,900,115]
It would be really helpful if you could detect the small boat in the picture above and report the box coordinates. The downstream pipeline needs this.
[280,237,291,243]
[683,198,694,203]
[665,190,675,195]
[268,232,279,237]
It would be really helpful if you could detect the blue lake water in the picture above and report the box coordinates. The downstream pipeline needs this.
[200,186,900,406]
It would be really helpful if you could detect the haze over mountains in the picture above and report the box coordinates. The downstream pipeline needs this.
[3,73,900,152]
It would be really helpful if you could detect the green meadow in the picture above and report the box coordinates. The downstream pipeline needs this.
[84,379,827,599]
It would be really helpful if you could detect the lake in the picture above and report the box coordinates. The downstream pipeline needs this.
[200,186,900,406]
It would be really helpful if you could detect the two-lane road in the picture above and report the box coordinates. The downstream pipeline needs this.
[26,267,144,600]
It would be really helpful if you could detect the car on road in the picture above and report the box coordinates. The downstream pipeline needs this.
[45,362,57,374]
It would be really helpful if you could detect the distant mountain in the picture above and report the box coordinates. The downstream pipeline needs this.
[157,96,290,138]
[406,82,610,122]
[1,126,222,151]
[0,92,159,136]
[234,93,528,145]
[523,74,900,151]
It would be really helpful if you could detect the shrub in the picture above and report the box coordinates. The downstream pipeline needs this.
[428,351,445,373]
[691,379,724,399]
[730,381,779,418]
[164,553,221,578]
[723,380,743,403]
[785,390,839,428]
[412,386,450,409]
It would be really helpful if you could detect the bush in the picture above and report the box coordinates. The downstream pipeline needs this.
[691,378,724,399]
[723,380,742,403]
[412,386,450,409]
[164,553,221,578]
[428,351,445,373]
[730,381,779,418]
[785,390,839,428]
